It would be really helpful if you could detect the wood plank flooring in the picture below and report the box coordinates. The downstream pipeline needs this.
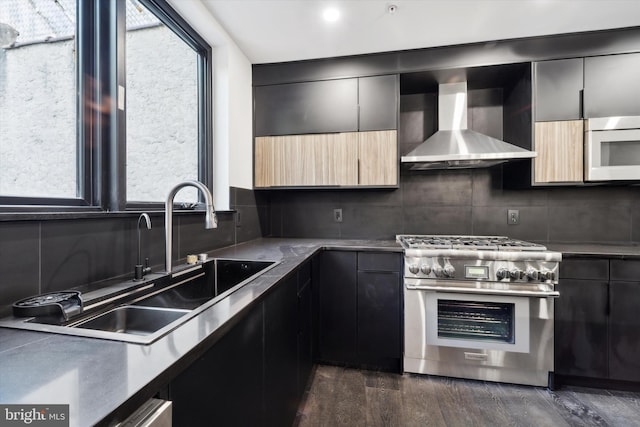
[295,365,640,427]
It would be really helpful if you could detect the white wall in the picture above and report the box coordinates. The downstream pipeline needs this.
[167,0,254,210]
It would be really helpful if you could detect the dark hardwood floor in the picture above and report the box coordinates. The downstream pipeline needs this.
[295,365,640,427]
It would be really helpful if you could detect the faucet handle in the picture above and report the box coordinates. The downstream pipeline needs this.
[143,257,152,275]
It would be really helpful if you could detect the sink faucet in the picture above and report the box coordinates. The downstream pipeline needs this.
[165,180,218,273]
[134,213,152,281]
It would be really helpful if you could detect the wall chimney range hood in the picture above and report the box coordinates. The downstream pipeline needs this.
[401,82,536,170]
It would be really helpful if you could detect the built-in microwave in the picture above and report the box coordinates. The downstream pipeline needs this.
[585,116,640,181]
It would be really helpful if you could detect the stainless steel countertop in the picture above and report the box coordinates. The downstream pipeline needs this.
[0,238,400,427]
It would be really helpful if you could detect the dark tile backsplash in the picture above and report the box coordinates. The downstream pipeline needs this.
[266,168,640,243]
[0,187,265,311]
[3,173,640,313]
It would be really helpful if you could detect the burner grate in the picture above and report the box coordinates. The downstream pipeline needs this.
[397,235,547,251]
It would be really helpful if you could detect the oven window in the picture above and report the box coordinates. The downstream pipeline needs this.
[601,140,640,166]
[437,300,514,344]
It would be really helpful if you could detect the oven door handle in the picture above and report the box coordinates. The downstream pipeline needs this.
[405,284,560,298]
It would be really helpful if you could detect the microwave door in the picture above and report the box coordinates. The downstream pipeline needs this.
[586,128,640,181]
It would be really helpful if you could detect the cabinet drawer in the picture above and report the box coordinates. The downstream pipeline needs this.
[610,259,640,282]
[357,252,401,272]
[560,258,609,280]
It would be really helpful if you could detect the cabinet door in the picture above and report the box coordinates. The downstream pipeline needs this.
[584,53,640,118]
[554,279,608,378]
[357,271,401,362]
[317,251,358,364]
[609,281,640,382]
[297,277,313,395]
[170,306,264,426]
[358,130,398,186]
[264,275,299,427]
[534,58,584,121]
[255,133,359,187]
[359,75,398,131]
[534,120,584,183]
[254,79,358,136]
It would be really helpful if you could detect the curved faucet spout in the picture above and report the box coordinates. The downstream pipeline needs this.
[165,180,218,273]
[134,213,152,281]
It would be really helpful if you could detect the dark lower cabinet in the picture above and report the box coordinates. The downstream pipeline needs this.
[609,281,640,382]
[264,274,299,427]
[316,250,402,372]
[297,263,313,396]
[317,251,358,364]
[169,262,314,426]
[555,278,608,378]
[556,258,640,388]
[170,303,264,427]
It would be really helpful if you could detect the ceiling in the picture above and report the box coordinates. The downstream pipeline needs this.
[201,0,640,64]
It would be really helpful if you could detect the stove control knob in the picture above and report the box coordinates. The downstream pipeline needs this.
[420,263,432,275]
[539,269,555,281]
[443,263,455,278]
[509,268,524,280]
[433,265,445,278]
[496,268,509,280]
[526,268,540,281]
[408,263,420,275]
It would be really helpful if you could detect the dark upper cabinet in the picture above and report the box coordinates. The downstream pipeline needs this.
[254,75,398,137]
[358,74,398,131]
[584,53,640,118]
[254,79,358,136]
[534,58,584,121]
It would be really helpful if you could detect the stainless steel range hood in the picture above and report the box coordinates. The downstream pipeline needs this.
[401,82,536,170]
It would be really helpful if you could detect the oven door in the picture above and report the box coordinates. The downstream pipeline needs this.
[404,287,555,387]
[586,125,640,181]
[425,292,530,353]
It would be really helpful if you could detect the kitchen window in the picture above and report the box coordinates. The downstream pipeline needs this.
[0,0,80,204]
[0,0,212,210]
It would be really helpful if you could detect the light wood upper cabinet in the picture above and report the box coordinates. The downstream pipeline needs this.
[255,130,397,188]
[255,133,358,187]
[534,120,584,183]
[358,130,397,186]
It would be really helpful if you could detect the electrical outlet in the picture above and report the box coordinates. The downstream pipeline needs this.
[334,208,343,223]
[508,209,520,225]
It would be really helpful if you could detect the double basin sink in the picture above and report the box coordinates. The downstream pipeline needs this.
[2,259,277,344]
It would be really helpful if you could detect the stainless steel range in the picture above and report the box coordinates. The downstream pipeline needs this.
[397,234,562,387]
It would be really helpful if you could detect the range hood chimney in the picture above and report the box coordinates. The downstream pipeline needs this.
[401,82,536,170]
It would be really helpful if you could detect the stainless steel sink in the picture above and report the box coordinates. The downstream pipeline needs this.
[73,306,190,336]
[0,258,279,344]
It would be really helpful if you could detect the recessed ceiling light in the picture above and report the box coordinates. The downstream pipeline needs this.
[323,7,340,23]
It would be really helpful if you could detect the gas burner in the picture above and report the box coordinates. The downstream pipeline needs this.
[397,235,547,251]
